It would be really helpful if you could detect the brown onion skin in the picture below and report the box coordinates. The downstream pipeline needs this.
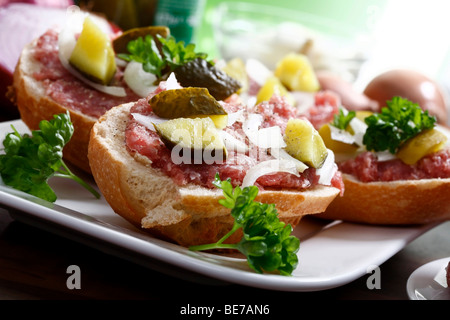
[317,71,379,112]
[363,69,448,125]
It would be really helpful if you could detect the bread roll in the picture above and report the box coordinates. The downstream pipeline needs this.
[88,102,341,246]
[317,173,450,225]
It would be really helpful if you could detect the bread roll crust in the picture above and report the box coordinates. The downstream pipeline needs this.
[317,173,450,224]
[88,102,340,246]
[12,38,97,173]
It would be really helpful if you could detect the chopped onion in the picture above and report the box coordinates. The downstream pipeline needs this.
[329,125,355,145]
[159,72,182,91]
[219,131,248,153]
[316,149,338,185]
[271,148,308,172]
[131,113,166,131]
[243,113,263,131]
[348,117,368,147]
[243,114,286,149]
[242,159,299,187]
[254,126,287,149]
[124,61,157,97]
[373,151,396,162]
[327,112,367,149]
[58,7,126,97]
[245,58,273,87]
[226,109,245,127]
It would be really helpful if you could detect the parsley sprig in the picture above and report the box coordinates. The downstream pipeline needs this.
[0,112,100,202]
[332,108,356,130]
[118,34,208,79]
[189,174,300,276]
[363,96,437,153]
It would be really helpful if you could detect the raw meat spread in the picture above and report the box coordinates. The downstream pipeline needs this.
[339,150,450,182]
[32,30,140,118]
[125,85,344,191]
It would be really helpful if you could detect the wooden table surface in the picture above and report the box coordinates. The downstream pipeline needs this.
[0,204,449,303]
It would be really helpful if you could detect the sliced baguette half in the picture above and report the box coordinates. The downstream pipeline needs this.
[88,102,341,246]
[317,173,450,225]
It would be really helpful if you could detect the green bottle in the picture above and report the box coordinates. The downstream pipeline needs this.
[154,0,205,44]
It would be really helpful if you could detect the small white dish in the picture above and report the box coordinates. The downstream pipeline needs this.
[407,258,450,300]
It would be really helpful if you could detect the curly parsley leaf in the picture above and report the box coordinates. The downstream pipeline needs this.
[189,174,300,276]
[158,35,208,71]
[0,112,100,202]
[118,34,208,79]
[117,35,165,77]
[362,96,437,153]
[332,108,356,130]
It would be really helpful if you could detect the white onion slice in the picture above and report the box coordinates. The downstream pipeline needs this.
[316,149,338,185]
[253,126,287,149]
[245,58,273,87]
[165,72,182,90]
[271,148,308,172]
[348,117,368,147]
[226,109,245,127]
[219,131,248,154]
[243,113,263,132]
[131,113,166,131]
[329,125,355,145]
[124,61,157,97]
[373,151,396,162]
[242,114,286,149]
[58,9,126,97]
[246,95,257,109]
[242,159,299,187]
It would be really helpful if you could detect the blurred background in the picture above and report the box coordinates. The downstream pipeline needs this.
[2,0,450,123]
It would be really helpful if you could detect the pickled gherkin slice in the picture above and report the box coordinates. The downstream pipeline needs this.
[396,129,447,165]
[173,58,242,101]
[149,87,227,120]
[188,114,228,129]
[69,17,116,85]
[284,119,328,168]
[221,57,248,94]
[275,53,319,92]
[154,117,227,164]
[256,76,294,105]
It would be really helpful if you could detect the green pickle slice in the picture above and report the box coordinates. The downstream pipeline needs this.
[69,17,116,85]
[149,87,228,128]
[396,128,447,165]
[284,118,328,168]
[154,117,227,164]
[173,58,242,101]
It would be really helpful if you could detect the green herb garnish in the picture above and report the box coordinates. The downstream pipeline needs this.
[189,174,300,276]
[332,108,356,130]
[118,34,208,79]
[363,96,437,153]
[0,112,100,202]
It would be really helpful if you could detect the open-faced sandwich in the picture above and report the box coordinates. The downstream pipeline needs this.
[88,71,344,246]
[316,96,450,224]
